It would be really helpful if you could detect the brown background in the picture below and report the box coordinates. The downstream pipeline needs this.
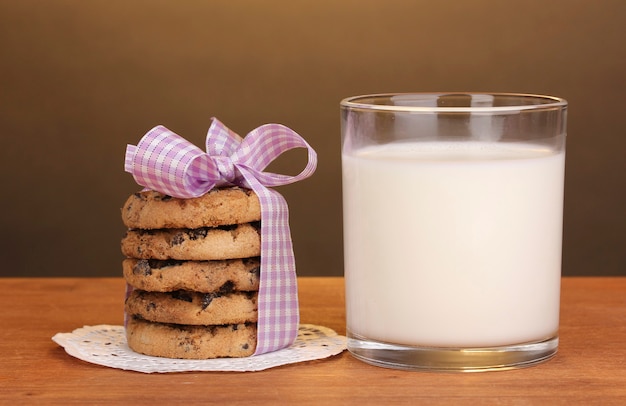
[1,0,624,277]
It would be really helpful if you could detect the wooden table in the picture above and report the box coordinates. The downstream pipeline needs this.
[1,277,625,404]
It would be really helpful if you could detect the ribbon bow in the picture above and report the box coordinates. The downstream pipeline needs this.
[125,118,317,355]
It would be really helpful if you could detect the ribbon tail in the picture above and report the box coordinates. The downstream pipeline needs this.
[238,169,300,355]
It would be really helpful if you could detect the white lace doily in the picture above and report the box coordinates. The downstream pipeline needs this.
[52,324,346,373]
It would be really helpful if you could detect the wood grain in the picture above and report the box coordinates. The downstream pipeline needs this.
[1,277,625,404]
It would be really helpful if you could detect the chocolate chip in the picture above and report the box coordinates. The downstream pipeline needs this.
[187,228,209,240]
[170,233,185,246]
[248,266,260,277]
[148,259,184,269]
[201,293,217,310]
[133,259,152,276]
[171,291,193,302]
[218,281,235,294]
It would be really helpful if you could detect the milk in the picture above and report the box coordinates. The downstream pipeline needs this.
[343,141,564,348]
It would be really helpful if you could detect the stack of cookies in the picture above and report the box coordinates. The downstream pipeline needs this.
[120,187,262,359]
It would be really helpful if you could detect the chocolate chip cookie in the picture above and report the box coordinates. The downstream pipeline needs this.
[120,223,261,260]
[126,317,257,359]
[123,258,260,293]
[125,289,258,325]
[122,187,261,230]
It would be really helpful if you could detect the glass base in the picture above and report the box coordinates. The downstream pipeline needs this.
[347,333,558,372]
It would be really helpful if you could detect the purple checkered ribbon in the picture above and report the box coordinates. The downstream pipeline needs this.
[124,118,317,355]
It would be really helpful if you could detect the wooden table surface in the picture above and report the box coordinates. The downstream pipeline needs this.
[1,277,625,405]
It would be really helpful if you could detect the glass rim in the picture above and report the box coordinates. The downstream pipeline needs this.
[340,92,567,113]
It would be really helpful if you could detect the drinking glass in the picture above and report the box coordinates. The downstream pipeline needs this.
[341,93,567,371]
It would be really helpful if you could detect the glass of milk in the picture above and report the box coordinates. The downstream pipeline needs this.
[341,93,567,371]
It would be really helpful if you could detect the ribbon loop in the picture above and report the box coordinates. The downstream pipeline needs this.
[125,119,317,355]
[233,124,318,188]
